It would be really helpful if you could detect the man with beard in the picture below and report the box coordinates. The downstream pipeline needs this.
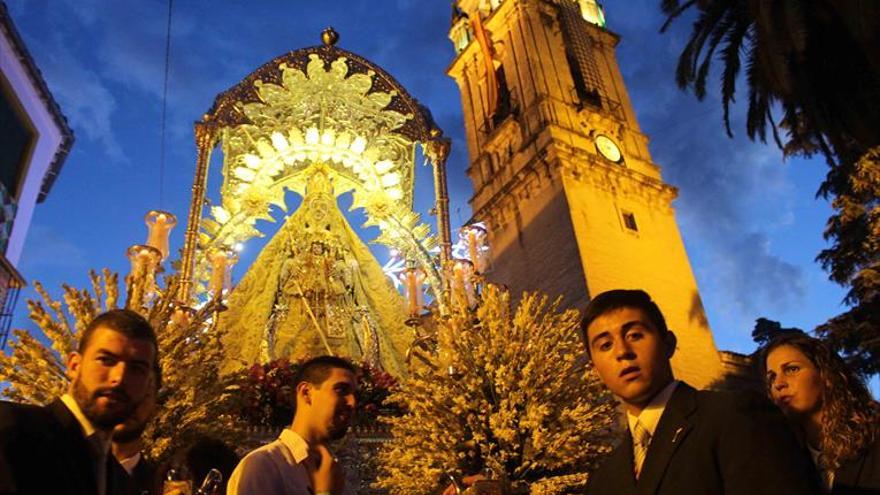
[227,356,357,495]
[111,369,160,495]
[0,309,159,495]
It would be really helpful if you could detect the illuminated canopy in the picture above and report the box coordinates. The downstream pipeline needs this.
[181,30,452,311]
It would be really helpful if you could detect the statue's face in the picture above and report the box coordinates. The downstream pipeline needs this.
[312,242,325,255]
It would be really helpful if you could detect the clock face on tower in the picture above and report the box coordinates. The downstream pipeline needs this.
[595,135,622,163]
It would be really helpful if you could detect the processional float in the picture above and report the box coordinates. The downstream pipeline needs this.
[137,28,489,377]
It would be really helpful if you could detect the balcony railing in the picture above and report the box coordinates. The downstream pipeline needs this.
[0,254,25,348]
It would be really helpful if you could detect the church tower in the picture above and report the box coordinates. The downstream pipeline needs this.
[447,0,723,387]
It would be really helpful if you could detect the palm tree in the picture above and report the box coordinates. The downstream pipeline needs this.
[660,0,880,166]
[660,1,880,375]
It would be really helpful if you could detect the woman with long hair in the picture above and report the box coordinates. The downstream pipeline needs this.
[762,332,880,494]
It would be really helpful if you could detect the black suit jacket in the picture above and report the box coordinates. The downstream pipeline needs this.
[586,382,823,495]
[834,437,880,495]
[0,399,128,495]
[113,455,157,495]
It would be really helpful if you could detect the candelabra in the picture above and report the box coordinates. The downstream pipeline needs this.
[403,223,491,376]
[125,210,176,310]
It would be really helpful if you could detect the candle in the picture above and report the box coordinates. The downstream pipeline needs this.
[453,261,464,288]
[467,230,479,271]
[406,268,418,315]
[461,224,488,273]
[207,248,229,299]
[414,269,425,309]
[171,306,195,329]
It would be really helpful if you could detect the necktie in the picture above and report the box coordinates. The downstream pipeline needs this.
[632,420,651,480]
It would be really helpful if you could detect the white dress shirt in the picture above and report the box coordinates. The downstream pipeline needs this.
[625,380,680,444]
[227,429,353,495]
[117,452,142,475]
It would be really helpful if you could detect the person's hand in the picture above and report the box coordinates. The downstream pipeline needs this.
[442,474,486,495]
[161,480,191,495]
[310,443,345,494]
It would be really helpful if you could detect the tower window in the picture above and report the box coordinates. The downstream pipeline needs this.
[450,16,473,54]
[491,65,513,127]
[566,50,602,108]
[622,211,638,232]
[578,0,607,28]
[558,1,606,109]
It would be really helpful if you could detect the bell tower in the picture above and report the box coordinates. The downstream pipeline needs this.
[447,0,723,387]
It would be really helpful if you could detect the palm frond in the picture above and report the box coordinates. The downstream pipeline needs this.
[674,0,737,93]
[718,11,751,136]
[659,0,697,33]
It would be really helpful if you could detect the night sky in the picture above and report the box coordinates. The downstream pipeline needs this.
[5,1,850,362]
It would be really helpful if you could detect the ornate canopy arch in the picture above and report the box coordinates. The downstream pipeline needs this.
[207,39,440,144]
[178,29,452,312]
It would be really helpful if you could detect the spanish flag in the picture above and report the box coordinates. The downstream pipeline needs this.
[471,13,499,118]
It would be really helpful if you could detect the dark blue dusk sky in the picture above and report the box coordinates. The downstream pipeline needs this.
[5,0,851,362]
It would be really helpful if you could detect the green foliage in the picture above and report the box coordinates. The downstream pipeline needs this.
[376,285,617,494]
[751,318,804,347]
[814,148,880,375]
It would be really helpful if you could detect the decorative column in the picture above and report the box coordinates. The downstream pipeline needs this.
[178,120,218,303]
[429,136,453,265]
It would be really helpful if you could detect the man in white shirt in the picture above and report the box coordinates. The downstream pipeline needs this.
[227,356,357,495]
[0,309,159,495]
[581,289,821,495]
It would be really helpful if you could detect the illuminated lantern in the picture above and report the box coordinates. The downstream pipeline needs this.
[144,210,177,261]
[127,244,162,302]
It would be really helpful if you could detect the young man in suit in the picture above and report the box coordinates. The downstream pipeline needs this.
[0,309,159,495]
[581,289,821,495]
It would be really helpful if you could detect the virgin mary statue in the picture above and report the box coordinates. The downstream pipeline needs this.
[220,168,412,377]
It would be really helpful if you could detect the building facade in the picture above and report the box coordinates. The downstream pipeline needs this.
[447,0,723,388]
[0,2,73,345]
